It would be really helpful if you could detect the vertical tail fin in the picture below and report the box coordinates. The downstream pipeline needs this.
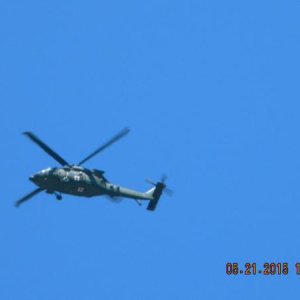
[145,182,165,211]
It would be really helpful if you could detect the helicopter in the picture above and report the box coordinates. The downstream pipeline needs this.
[15,128,170,211]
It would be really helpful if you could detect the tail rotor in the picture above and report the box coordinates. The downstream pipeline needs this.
[146,174,173,196]
[145,175,172,211]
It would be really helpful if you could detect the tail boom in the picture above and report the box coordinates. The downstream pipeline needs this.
[104,181,166,211]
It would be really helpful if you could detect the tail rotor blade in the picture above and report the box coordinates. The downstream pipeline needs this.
[78,127,130,166]
[161,174,168,183]
[165,188,173,196]
[147,174,173,196]
[146,178,156,186]
[23,132,69,166]
[15,188,44,208]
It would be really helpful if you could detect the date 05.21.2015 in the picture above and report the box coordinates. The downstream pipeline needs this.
[226,263,300,275]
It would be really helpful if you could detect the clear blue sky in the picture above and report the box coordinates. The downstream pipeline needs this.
[0,0,299,299]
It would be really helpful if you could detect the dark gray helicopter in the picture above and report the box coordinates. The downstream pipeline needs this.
[16,128,170,211]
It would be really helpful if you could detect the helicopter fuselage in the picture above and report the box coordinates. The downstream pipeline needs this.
[30,166,152,200]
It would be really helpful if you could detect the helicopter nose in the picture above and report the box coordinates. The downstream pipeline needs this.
[29,175,35,182]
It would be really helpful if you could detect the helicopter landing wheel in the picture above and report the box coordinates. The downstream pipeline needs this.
[55,193,62,201]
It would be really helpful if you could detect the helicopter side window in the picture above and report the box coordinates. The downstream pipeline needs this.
[74,171,83,181]
[63,172,69,181]
[56,169,65,176]
[74,174,80,181]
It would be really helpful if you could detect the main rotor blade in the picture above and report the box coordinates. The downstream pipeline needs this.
[78,127,130,166]
[23,132,69,166]
[15,188,44,208]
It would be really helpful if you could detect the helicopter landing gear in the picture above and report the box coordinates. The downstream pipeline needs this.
[54,192,62,201]
[135,199,142,206]
[46,190,62,200]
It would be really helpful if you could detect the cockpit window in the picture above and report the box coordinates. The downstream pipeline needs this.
[40,167,51,174]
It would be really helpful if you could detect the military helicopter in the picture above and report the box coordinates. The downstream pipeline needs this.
[16,128,170,211]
